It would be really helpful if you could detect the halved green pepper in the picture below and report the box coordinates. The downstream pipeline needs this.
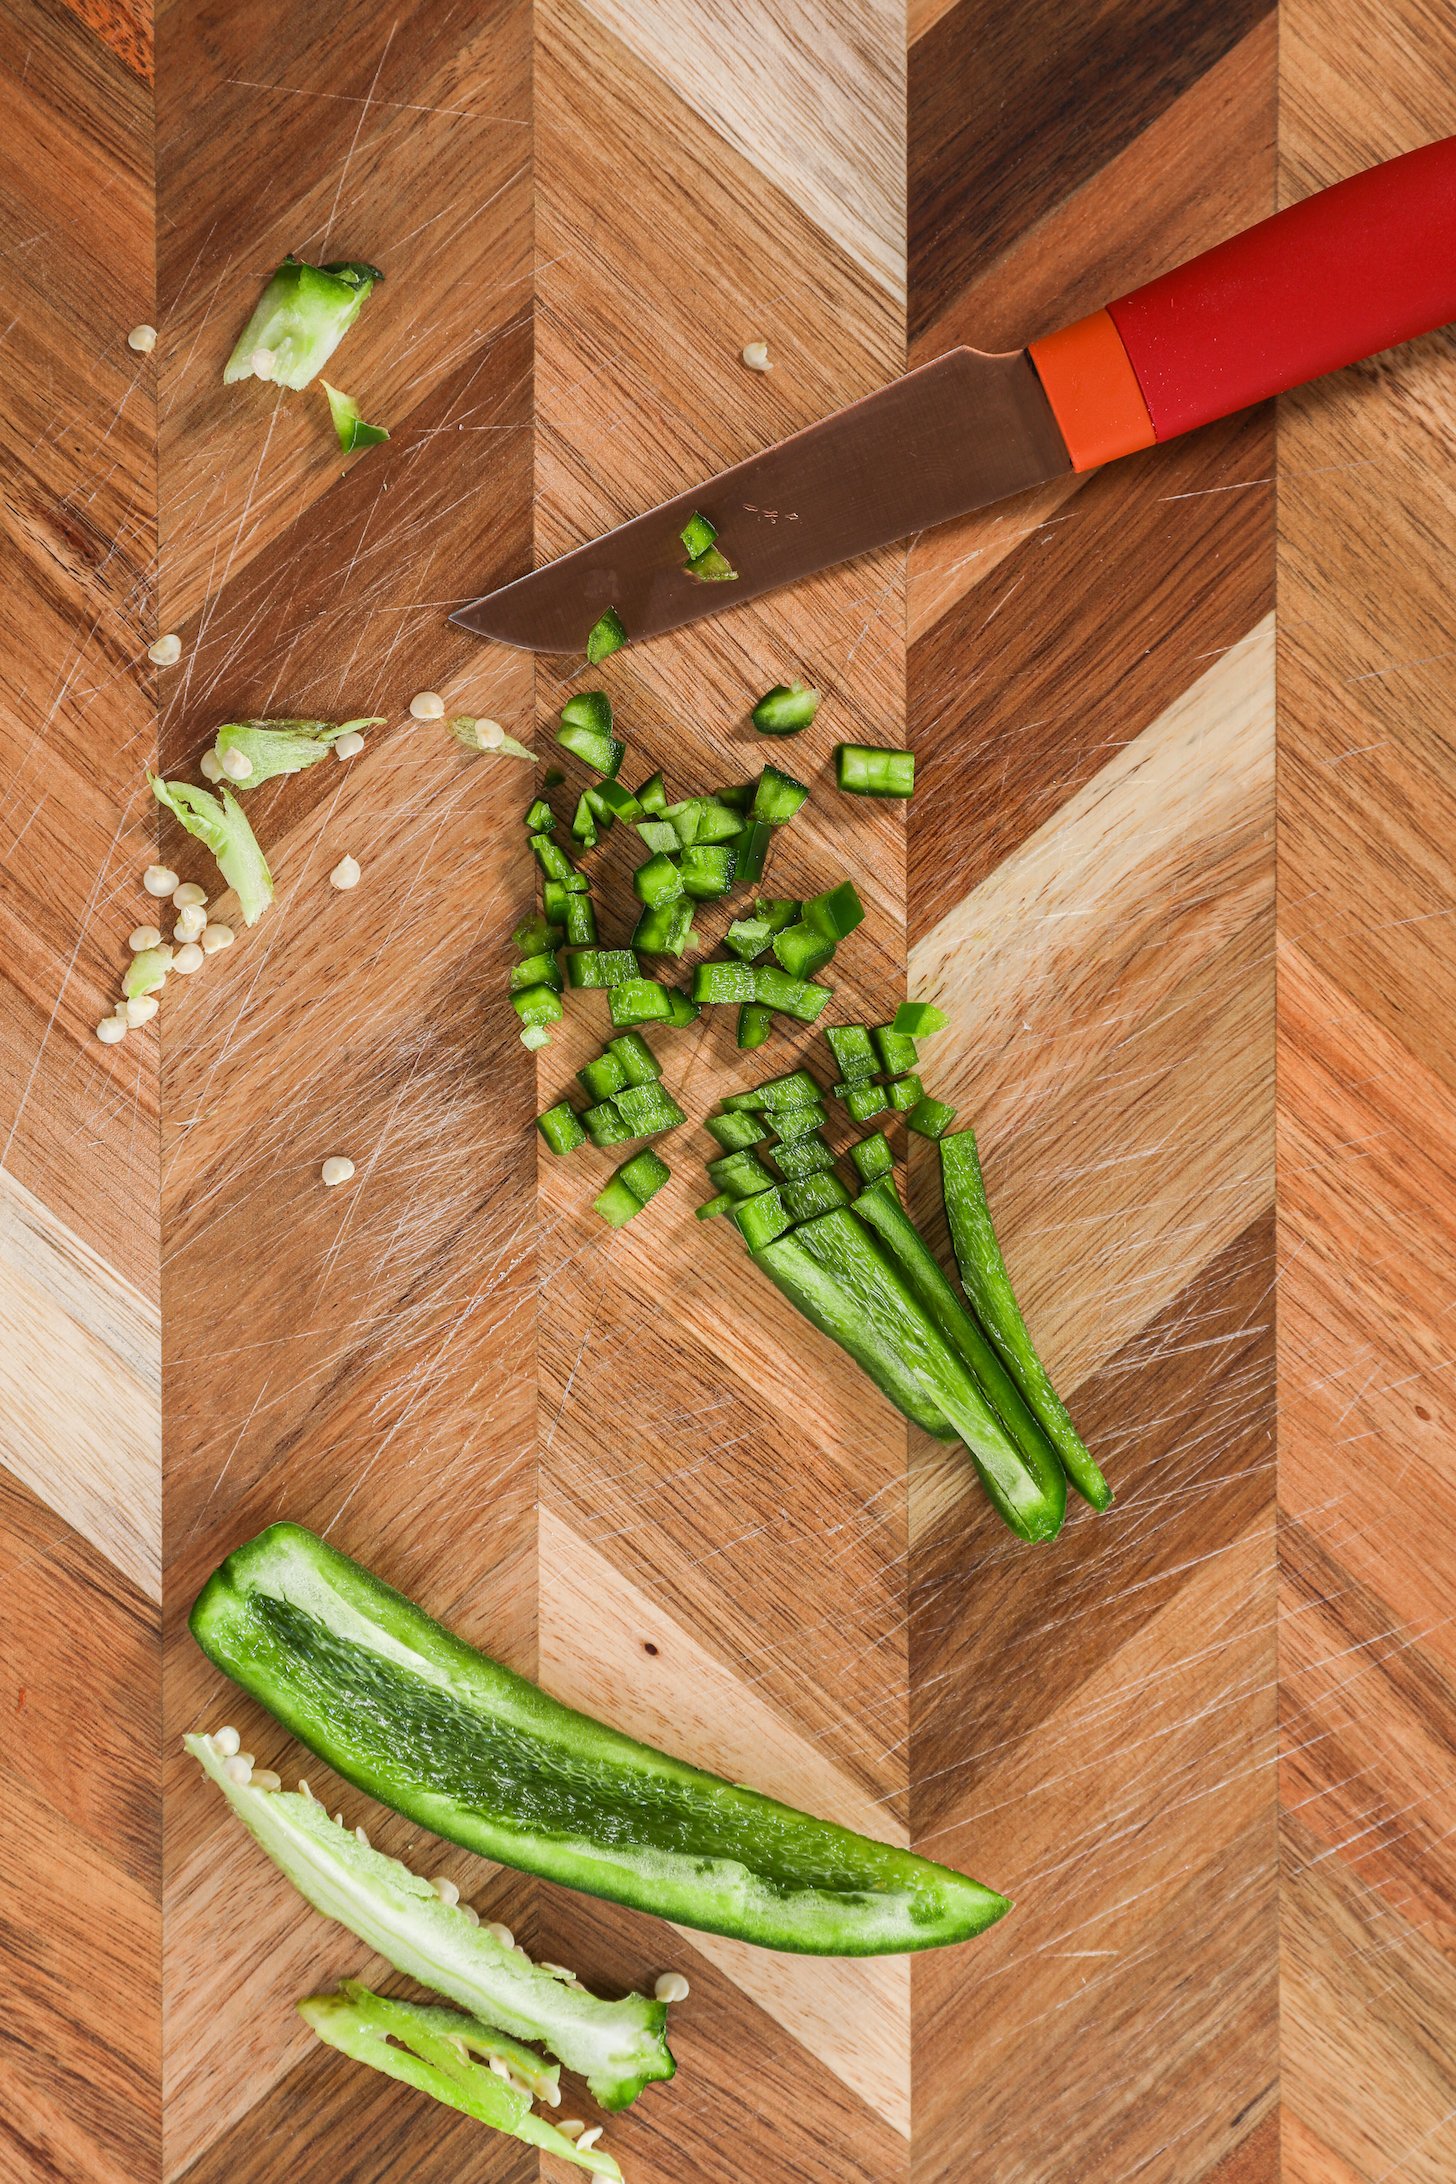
[190,1524,1009,1956]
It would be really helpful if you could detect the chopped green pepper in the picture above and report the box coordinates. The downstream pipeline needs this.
[635,770,668,814]
[751,682,821,736]
[585,608,628,664]
[636,817,680,855]
[769,1134,836,1180]
[564,948,639,990]
[524,798,556,833]
[752,763,810,825]
[556,696,624,778]
[725,914,774,962]
[873,1025,918,1075]
[735,1068,822,1108]
[836,743,915,798]
[595,1173,645,1226]
[512,984,563,1032]
[678,844,736,899]
[752,965,832,1022]
[706,1149,777,1199]
[705,1111,769,1152]
[697,1191,735,1220]
[692,960,756,1007]
[509,951,562,994]
[887,1073,924,1112]
[679,511,717,559]
[731,1188,791,1250]
[771,922,836,981]
[893,1000,949,1038]
[940,1131,1112,1510]
[320,381,389,452]
[606,1032,660,1084]
[733,819,773,885]
[663,988,700,1027]
[531,833,577,883]
[583,1101,636,1149]
[756,898,800,934]
[767,1102,827,1143]
[617,1147,671,1204]
[737,1002,773,1049]
[632,900,695,957]
[845,1083,889,1123]
[537,1101,587,1155]
[614,1081,686,1135]
[803,881,865,941]
[579,1051,627,1102]
[633,852,685,908]
[849,1131,894,1184]
[513,913,558,955]
[562,893,598,946]
[825,1024,878,1081]
[594,779,644,824]
[908,1095,957,1139]
[783,1172,852,1221]
[608,977,673,1027]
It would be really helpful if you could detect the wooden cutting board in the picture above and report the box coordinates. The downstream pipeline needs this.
[3,1,1456,2179]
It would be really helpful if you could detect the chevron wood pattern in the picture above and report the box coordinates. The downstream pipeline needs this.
[1,0,1453,2179]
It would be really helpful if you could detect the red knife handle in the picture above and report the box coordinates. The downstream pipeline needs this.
[1029,134,1456,471]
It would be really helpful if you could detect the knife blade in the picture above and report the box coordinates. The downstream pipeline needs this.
[452,136,1456,654]
[450,348,1070,653]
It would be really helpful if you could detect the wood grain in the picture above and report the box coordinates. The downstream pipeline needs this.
[2,0,1454,2177]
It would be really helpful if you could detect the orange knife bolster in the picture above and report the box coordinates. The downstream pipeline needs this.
[1028,308,1156,472]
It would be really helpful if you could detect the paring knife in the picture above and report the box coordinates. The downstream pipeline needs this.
[453,136,1456,654]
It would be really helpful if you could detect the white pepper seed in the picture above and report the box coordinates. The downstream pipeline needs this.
[329,854,361,891]
[127,324,157,354]
[144,865,179,897]
[409,690,445,720]
[128,924,162,952]
[577,2128,603,2152]
[321,1156,355,1187]
[223,1755,253,1786]
[172,942,204,974]
[173,906,206,943]
[741,340,772,372]
[220,747,253,781]
[333,729,366,760]
[557,2121,585,2141]
[431,1876,460,1906]
[214,1726,241,1757]
[124,995,159,1027]
[96,1016,127,1044]
[485,1922,514,1950]
[654,1971,691,2003]
[460,1903,480,1926]
[147,634,182,667]
[173,881,207,909]
[199,749,223,782]
[251,1768,282,1792]
[473,718,505,750]
[200,922,235,954]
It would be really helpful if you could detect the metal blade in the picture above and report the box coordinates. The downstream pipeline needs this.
[450,347,1071,652]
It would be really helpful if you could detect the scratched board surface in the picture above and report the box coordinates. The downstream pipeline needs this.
[2,0,1456,2179]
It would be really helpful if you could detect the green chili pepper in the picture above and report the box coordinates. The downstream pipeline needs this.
[190,1525,1008,1953]
[751,682,821,736]
[586,608,628,663]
